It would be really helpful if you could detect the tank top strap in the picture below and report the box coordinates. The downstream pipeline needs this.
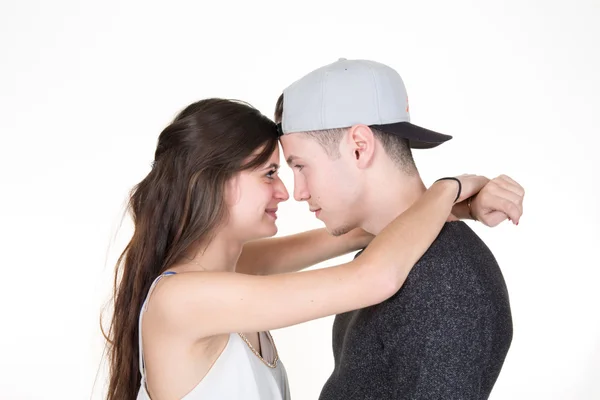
[138,271,177,380]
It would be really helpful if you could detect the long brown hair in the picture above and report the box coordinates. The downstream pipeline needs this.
[103,98,279,400]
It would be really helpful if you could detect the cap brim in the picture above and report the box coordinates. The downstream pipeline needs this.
[369,122,452,149]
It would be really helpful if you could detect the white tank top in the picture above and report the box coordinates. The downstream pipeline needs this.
[136,272,291,400]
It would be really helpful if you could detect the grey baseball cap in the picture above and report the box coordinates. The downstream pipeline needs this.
[281,58,452,149]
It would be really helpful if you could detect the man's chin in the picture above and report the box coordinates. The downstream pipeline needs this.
[326,224,354,237]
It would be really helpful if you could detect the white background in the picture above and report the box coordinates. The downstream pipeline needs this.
[1,0,599,399]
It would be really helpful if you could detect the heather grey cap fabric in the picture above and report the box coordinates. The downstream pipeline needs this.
[281,58,452,149]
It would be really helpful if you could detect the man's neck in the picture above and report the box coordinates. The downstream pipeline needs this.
[359,171,428,236]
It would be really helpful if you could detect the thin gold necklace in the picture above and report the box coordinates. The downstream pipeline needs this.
[180,256,208,271]
[237,332,279,368]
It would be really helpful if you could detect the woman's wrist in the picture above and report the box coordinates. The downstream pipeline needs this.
[433,177,462,203]
[431,178,461,203]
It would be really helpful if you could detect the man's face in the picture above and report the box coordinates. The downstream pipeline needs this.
[280,133,362,236]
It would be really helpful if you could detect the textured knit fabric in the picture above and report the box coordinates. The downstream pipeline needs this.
[319,221,512,400]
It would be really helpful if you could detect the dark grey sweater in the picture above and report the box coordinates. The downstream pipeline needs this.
[319,221,512,400]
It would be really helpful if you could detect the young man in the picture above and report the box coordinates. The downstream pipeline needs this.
[275,58,523,399]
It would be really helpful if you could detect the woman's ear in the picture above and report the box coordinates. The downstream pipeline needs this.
[224,175,241,206]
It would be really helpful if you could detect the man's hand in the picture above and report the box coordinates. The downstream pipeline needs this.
[470,175,524,227]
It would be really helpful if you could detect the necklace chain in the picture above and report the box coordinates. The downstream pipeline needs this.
[237,332,279,368]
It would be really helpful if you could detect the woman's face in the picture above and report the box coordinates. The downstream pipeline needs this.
[225,146,289,241]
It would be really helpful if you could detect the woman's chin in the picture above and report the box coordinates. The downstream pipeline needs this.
[248,221,278,241]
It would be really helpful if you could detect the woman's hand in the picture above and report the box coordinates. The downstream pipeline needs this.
[470,175,524,226]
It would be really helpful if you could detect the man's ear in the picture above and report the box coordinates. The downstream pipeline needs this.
[345,124,376,169]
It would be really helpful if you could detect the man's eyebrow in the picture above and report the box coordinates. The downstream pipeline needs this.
[286,155,297,166]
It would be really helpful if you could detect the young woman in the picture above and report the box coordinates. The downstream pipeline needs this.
[104,98,490,400]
